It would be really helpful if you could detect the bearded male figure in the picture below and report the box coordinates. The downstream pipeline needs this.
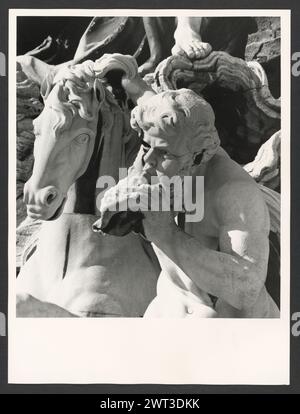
[95,79,280,318]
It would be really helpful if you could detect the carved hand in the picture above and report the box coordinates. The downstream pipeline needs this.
[128,181,180,243]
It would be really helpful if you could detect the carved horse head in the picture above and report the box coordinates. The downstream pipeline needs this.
[23,55,139,221]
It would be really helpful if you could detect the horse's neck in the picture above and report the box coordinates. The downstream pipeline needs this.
[62,95,141,216]
[63,120,140,216]
[63,180,97,215]
[63,112,102,215]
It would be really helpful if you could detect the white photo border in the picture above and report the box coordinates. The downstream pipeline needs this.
[8,9,290,384]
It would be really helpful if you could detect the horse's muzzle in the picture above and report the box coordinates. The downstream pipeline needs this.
[24,181,66,221]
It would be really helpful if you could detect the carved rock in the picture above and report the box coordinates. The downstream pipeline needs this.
[153,52,280,163]
[17,134,35,161]
[17,156,34,183]
[246,17,280,64]
[246,37,280,64]
[17,97,43,118]
[16,61,44,227]
[16,75,41,99]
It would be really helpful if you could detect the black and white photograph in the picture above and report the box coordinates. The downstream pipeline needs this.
[8,9,290,384]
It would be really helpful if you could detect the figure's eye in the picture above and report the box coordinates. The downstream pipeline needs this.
[160,149,174,159]
[75,134,90,144]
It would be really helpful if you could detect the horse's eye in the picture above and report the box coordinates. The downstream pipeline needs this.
[75,134,90,144]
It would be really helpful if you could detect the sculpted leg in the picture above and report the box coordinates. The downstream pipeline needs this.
[138,18,163,77]
[139,17,176,76]
[172,17,212,60]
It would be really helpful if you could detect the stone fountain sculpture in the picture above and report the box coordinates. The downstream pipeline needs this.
[15,49,281,316]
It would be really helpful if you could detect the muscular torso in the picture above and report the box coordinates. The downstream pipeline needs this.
[152,148,279,318]
[17,214,160,317]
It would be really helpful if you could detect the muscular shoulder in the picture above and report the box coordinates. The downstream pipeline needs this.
[214,179,270,233]
[206,152,270,233]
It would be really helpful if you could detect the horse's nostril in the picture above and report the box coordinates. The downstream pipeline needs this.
[46,191,57,205]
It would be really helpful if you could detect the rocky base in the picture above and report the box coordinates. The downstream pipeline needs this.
[246,17,280,98]
[16,61,44,227]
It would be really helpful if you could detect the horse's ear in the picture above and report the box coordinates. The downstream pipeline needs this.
[93,78,104,103]
[40,71,55,100]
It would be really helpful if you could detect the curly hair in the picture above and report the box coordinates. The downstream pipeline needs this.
[130,88,220,163]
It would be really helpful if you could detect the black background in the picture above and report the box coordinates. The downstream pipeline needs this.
[0,0,299,394]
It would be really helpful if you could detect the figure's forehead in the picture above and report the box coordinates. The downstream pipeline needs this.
[147,90,215,123]
[147,91,178,108]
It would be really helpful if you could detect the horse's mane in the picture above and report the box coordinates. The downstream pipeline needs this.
[38,60,105,138]
[131,89,220,163]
